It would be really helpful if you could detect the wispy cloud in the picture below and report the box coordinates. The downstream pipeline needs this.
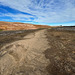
[0,0,75,25]
[0,13,36,21]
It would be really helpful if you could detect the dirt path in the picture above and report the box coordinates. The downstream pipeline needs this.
[0,29,50,75]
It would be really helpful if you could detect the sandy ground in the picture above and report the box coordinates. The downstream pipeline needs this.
[0,29,50,75]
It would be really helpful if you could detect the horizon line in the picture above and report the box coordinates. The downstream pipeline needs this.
[0,21,75,26]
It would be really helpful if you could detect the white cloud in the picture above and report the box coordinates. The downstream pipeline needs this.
[0,13,35,21]
[0,0,75,23]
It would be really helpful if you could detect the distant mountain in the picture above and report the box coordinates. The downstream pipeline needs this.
[0,21,51,30]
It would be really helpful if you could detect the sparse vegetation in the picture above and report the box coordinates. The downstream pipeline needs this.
[44,28,75,75]
[0,28,44,48]
[0,29,3,31]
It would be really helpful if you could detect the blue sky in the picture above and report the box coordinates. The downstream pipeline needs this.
[0,0,75,26]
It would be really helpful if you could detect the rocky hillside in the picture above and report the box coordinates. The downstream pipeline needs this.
[0,21,51,30]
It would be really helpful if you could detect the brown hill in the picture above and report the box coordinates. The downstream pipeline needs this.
[0,21,51,30]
